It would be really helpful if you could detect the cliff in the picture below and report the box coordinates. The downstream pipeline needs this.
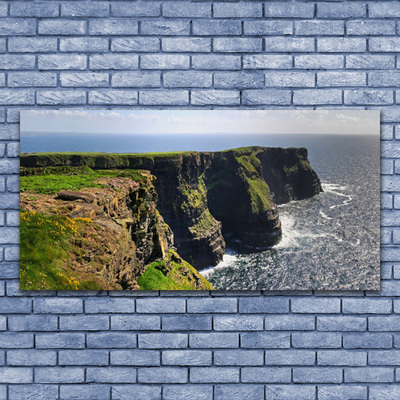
[21,146,322,271]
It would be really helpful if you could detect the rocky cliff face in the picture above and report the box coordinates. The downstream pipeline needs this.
[21,146,322,270]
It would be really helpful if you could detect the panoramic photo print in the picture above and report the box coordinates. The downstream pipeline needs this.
[20,110,380,291]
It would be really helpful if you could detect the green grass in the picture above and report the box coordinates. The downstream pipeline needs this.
[137,250,213,290]
[20,211,103,290]
[20,167,147,195]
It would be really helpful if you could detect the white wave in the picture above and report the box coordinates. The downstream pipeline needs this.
[319,210,333,220]
[200,253,238,277]
[322,182,353,209]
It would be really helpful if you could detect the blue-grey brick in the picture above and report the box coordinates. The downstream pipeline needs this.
[190,332,238,348]
[112,385,161,400]
[0,2,6,17]
[291,296,340,314]
[242,89,291,105]
[62,2,110,17]
[215,384,264,400]
[347,20,395,36]
[369,350,400,366]
[163,385,212,400]
[34,298,83,314]
[8,315,57,331]
[343,333,392,349]
[346,55,395,69]
[139,333,187,349]
[111,37,160,53]
[141,21,190,36]
[163,2,210,18]
[9,385,58,400]
[86,367,136,383]
[318,38,366,53]
[141,54,189,70]
[38,54,87,70]
[60,385,110,400]
[239,297,288,313]
[0,55,35,70]
[0,297,31,313]
[242,367,291,383]
[7,349,56,366]
[265,385,316,400]
[111,315,160,330]
[0,19,36,36]
[381,248,400,262]
[187,298,237,313]
[39,19,86,35]
[60,38,109,53]
[370,38,400,53]
[87,332,136,349]
[382,194,393,209]
[265,315,314,331]
[6,143,19,158]
[342,299,392,314]
[85,298,135,313]
[293,367,342,383]
[393,229,400,243]
[215,350,263,366]
[294,89,342,105]
[191,90,239,106]
[0,333,33,348]
[60,72,108,88]
[295,55,344,69]
[35,367,84,383]
[90,54,138,70]
[111,3,159,17]
[382,142,400,159]
[292,333,341,349]
[344,89,393,105]
[369,2,400,18]
[0,316,5,330]
[215,72,263,89]
[60,315,109,331]
[59,350,109,366]
[0,161,19,174]
[0,75,3,87]
[214,315,263,331]
[0,197,19,212]
[190,367,239,383]
[110,350,159,366]
[89,19,138,35]
[9,37,57,53]
[295,20,344,36]
[192,55,241,70]
[214,38,262,53]
[213,3,262,18]
[317,316,366,332]
[369,316,400,331]
[244,21,292,36]
[138,367,187,383]
[162,315,211,331]
[0,368,32,383]
[162,38,210,53]
[318,3,366,19]
[264,2,314,18]
[371,386,400,400]
[0,38,4,53]
[318,350,366,366]
[318,385,367,400]
[265,350,315,365]
[0,262,19,278]
[381,263,393,279]
[318,71,365,87]
[345,367,393,383]
[11,2,59,17]
[265,71,314,88]
[140,90,188,105]
[37,90,86,105]
[9,72,56,88]
[193,20,241,36]
[264,37,314,53]
[163,71,211,88]
[241,332,290,349]
[162,350,211,366]
[370,71,400,87]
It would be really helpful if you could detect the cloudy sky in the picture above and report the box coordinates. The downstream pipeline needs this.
[21,109,379,136]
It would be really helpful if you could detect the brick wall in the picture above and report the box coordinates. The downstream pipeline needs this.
[1,1,400,399]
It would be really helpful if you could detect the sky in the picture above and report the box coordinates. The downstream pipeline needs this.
[20,109,380,136]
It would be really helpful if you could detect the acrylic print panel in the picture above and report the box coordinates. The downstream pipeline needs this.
[19,110,380,291]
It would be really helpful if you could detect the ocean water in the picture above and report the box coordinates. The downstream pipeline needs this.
[21,133,380,291]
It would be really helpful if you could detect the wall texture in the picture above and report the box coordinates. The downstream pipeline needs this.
[0,0,399,399]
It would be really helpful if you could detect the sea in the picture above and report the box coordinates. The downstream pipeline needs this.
[21,132,381,291]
